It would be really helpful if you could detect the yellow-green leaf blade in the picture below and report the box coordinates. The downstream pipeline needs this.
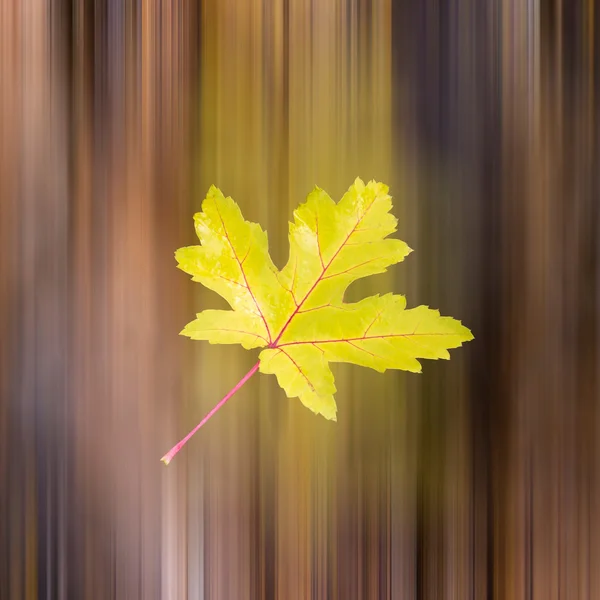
[278,294,474,373]
[181,310,269,350]
[174,180,473,432]
[276,178,412,317]
[259,345,337,420]
[176,186,293,341]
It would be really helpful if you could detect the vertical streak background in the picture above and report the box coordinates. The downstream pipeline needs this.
[0,1,598,599]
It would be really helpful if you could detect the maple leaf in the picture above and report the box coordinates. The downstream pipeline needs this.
[161,178,473,464]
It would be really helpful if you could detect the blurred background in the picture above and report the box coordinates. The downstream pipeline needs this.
[0,1,598,598]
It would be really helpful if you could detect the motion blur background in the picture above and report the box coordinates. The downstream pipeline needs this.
[0,1,598,599]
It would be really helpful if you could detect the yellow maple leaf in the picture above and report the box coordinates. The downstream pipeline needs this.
[162,178,473,464]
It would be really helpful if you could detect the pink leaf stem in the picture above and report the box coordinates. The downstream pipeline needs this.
[161,361,260,465]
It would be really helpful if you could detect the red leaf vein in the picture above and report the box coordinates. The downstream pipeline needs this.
[214,202,272,343]
[270,199,376,346]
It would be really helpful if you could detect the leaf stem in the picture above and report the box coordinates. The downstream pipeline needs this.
[161,361,261,465]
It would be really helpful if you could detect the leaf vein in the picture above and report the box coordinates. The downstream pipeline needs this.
[213,202,272,342]
[279,332,458,347]
[271,198,377,345]
[347,340,387,361]
[314,214,325,269]
[195,328,270,344]
[280,348,316,393]
[322,257,383,280]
